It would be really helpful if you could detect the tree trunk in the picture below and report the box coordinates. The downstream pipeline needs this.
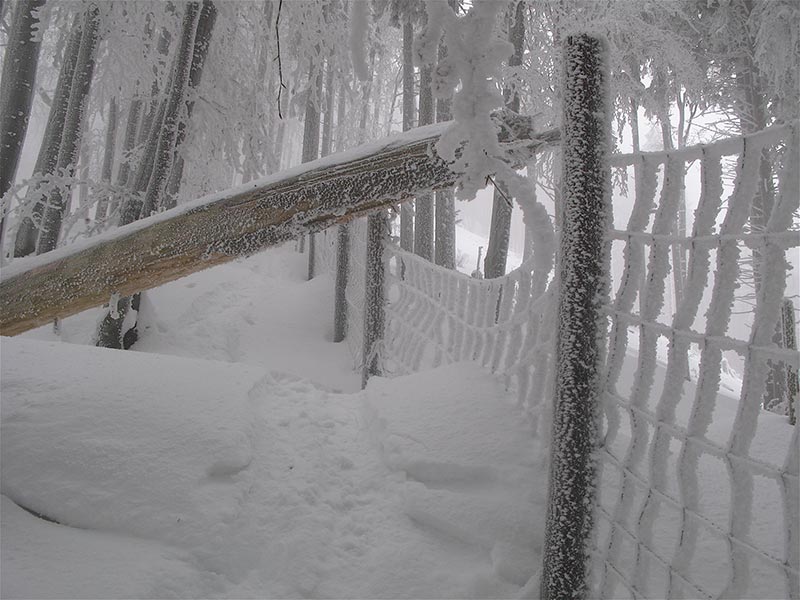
[163,0,218,210]
[0,0,46,250]
[320,59,335,158]
[94,98,118,222]
[414,63,434,260]
[484,0,524,279]
[434,29,455,269]
[36,3,100,255]
[108,97,141,219]
[97,2,208,350]
[400,18,415,252]
[335,78,347,152]
[139,3,201,219]
[13,14,81,258]
[304,51,323,280]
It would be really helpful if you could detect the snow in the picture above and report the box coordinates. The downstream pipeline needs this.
[1,243,546,599]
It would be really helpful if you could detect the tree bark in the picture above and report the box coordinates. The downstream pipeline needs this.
[414,63,434,260]
[0,0,46,250]
[320,59,335,158]
[13,14,81,258]
[139,3,201,219]
[434,30,455,269]
[36,3,100,255]
[484,0,524,279]
[0,115,558,336]
[97,1,207,350]
[304,51,323,280]
[163,0,218,210]
[400,18,415,251]
[94,98,118,222]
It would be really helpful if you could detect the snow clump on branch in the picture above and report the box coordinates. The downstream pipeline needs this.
[422,0,531,203]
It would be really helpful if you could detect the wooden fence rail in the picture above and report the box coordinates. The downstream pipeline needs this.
[0,114,557,335]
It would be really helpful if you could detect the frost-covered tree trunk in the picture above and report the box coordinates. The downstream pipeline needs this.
[13,15,81,258]
[413,63,434,260]
[0,0,46,249]
[335,78,347,152]
[115,98,142,190]
[97,1,204,350]
[434,32,455,269]
[320,59,335,158]
[304,53,323,280]
[541,34,610,600]
[723,1,786,410]
[94,98,118,222]
[484,0,524,279]
[399,18,415,252]
[139,3,201,219]
[357,47,375,143]
[362,209,388,388]
[163,0,217,210]
[36,3,100,255]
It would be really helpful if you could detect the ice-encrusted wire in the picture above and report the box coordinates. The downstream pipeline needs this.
[315,123,799,600]
[594,122,799,600]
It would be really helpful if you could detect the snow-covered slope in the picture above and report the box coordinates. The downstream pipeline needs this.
[0,244,546,598]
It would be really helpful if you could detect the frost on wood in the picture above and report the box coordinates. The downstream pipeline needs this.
[362,211,387,388]
[540,34,610,600]
[0,114,558,335]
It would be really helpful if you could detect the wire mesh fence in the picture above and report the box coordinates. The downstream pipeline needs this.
[313,122,799,599]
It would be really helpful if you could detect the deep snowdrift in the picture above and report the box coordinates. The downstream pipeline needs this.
[1,333,545,598]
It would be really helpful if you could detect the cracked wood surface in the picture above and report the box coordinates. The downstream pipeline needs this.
[0,115,558,335]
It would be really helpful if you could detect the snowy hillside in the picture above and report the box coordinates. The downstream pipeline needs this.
[1,243,546,599]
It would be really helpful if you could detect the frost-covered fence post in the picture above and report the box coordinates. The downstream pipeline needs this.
[333,223,349,343]
[362,211,388,388]
[782,298,798,425]
[541,34,610,600]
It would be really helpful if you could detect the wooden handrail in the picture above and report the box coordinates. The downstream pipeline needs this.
[0,115,558,335]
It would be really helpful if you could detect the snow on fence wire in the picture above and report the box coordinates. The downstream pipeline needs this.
[593,122,799,600]
[314,121,799,598]
[313,214,558,438]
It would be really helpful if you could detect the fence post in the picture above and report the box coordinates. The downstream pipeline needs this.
[362,210,388,388]
[783,298,798,425]
[541,34,610,600]
[308,233,316,280]
[333,224,349,343]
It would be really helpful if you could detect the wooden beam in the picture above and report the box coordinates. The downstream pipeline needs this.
[0,114,558,336]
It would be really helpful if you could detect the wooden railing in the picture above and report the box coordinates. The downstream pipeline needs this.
[0,115,558,335]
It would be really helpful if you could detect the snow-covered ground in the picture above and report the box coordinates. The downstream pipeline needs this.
[1,232,794,599]
[1,243,546,599]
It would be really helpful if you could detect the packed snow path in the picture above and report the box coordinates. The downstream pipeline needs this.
[1,244,548,599]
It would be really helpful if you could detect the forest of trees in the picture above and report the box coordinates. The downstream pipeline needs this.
[0,0,797,351]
